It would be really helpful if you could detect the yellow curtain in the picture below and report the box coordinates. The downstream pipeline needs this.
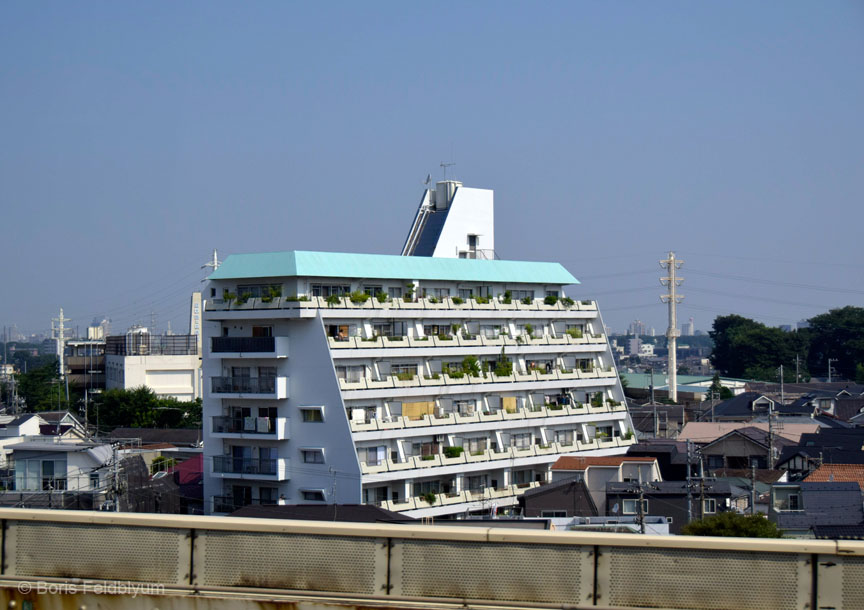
[502,397,518,413]
[403,401,435,420]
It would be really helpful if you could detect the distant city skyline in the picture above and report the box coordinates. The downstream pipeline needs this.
[1,2,862,337]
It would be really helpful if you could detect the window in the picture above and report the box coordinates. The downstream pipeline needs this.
[302,449,325,464]
[541,510,567,518]
[311,284,349,297]
[251,325,272,337]
[622,499,649,515]
[466,474,487,492]
[703,498,717,514]
[335,365,365,383]
[259,487,278,503]
[365,446,387,466]
[237,284,281,299]
[510,433,532,449]
[511,289,534,301]
[89,473,100,489]
[412,480,441,496]
[301,408,324,423]
[388,286,402,299]
[363,285,382,296]
[458,288,473,300]
[433,287,451,299]
[465,437,488,454]
[302,490,325,502]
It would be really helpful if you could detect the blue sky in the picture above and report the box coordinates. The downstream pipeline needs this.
[1,1,862,337]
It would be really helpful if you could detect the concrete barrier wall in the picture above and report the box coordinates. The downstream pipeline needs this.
[0,508,861,610]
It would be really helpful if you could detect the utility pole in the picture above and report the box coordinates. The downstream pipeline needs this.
[51,308,71,402]
[750,463,756,515]
[660,252,684,403]
[795,354,801,384]
[828,358,838,383]
[686,440,693,524]
[113,444,121,512]
[637,484,646,535]
[767,403,774,469]
[649,368,656,405]
[779,364,784,406]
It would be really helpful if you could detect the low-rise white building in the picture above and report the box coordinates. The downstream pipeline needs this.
[105,330,201,400]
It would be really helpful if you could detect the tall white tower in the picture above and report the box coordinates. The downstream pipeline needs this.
[660,252,684,403]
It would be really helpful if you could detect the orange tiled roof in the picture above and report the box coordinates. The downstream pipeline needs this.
[805,464,864,488]
[551,456,657,470]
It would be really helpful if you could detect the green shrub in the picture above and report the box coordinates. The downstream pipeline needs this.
[349,290,369,304]
[474,295,490,304]
[521,296,532,304]
[561,296,575,307]
[544,295,558,306]
[396,371,415,381]
[421,491,437,504]
[375,291,388,303]
[566,327,583,339]
[326,294,341,306]
[452,296,464,305]
[443,446,464,458]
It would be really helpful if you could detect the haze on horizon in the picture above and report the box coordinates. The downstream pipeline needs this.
[1,1,862,338]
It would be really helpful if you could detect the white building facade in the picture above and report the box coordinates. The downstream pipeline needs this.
[105,331,201,400]
[201,251,634,517]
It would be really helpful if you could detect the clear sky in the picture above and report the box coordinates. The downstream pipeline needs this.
[1,1,862,338]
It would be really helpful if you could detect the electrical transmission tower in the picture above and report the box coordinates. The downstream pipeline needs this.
[51,308,72,402]
[660,252,684,403]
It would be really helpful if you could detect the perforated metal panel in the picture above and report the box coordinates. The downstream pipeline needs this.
[198,530,385,594]
[395,539,593,605]
[8,522,188,583]
[598,546,809,610]
[836,556,864,609]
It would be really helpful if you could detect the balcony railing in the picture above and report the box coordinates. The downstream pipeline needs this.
[211,495,271,514]
[211,376,288,398]
[207,295,599,313]
[211,416,290,439]
[212,456,277,475]
[212,336,274,353]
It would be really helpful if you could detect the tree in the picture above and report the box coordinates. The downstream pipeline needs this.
[706,373,733,400]
[91,387,201,433]
[681,512,782,538]
[857,363,864,385]
[806,307,864,381]
[709,315,806,380]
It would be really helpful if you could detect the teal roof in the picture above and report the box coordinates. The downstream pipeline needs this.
[208,250,579,285]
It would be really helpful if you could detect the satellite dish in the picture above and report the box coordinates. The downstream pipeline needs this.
[612,503,620,515]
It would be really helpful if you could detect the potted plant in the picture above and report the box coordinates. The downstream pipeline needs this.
[349,290,370,305]
[375,291,388,303]
[326,294,341,307]
[421,491,437,504]
[544,295,558,306]
[501,290,512,304]
[561,296,575,307]
[452,296,464,305]
[521,296,532,305]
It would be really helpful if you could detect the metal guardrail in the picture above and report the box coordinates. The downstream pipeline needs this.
[0,509,861,609]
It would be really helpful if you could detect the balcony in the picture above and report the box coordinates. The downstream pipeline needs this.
[211,376,289,399]
[211,495,271,514]
[211,336,289,358]
[211,416,290,440]
[212,456,290,480]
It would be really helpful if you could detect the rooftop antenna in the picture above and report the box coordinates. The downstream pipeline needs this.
[440,162,455,181]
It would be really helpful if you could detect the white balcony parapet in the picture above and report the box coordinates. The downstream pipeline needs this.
[328,337,357,349]
[211,376,288,399]
[339,378,367,391]
[383,336,410,348]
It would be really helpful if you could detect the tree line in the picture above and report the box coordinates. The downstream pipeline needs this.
[709,306,864,382]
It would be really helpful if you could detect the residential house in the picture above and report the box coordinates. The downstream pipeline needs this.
[550,455,661,513]
[518,476,598,518]
[769,481,864,538]
[605,479,732,534]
